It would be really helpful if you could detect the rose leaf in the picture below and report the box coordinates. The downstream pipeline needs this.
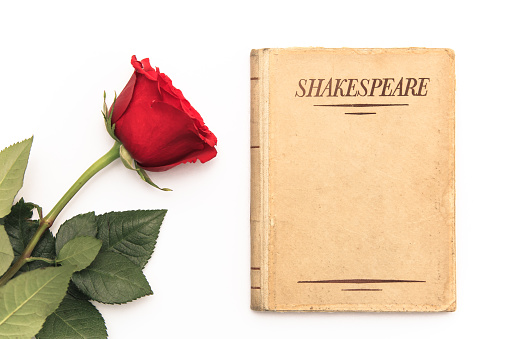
[0,265,74,338]
[0,225,14,277]
[71,251,152,304]
[36,295,107,339]
[0,137,33,218]
[55,212,97,255]
[56,236,102,272]
[96,210,166,268]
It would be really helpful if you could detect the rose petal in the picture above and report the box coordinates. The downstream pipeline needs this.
[140,144,218,172]
[111,72,136,122]
[114,100,211,168]
[131,55,158,81]
[157,73,217,147]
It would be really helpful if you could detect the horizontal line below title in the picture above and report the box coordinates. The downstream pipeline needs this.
[298,279,426,284]
[315,103,409,107]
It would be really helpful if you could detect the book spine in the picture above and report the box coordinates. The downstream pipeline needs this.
[250,49,269,310]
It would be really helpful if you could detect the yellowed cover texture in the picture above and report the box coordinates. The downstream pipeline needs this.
[250,48,455,312]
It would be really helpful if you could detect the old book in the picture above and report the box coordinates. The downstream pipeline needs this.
[250,48,455,312]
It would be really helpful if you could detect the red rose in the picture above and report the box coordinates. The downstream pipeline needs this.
[111,56,217,172]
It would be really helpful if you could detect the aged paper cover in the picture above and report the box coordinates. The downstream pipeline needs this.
[250,48,455,312]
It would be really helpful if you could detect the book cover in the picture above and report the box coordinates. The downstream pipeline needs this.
[250,48,455,312]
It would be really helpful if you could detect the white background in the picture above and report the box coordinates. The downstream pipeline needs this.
[0,1,507,338]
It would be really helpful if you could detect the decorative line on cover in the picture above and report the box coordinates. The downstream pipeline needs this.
[298,279,425,284]
[314,104,409,107]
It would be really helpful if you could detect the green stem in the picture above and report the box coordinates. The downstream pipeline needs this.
[44,142,121,225]
[25,257,56,264]
[0,142,121,286]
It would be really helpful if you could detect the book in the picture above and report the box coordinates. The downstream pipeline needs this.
[250,48,455,312]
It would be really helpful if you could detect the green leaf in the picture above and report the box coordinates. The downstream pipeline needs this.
[0,265,74,338]
[66,281,89,301]
[36,295,107,339]
[0,225,14,277]
[72,251,152,304]
[55,212,97,255]
[97,210,166,268]
[0,137,33,218]
[4,199,55,275]
[57,237,102,272]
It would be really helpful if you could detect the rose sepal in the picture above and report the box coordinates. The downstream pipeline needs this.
[135,164,172,192]
[119,144,136,170]
[118,144,171,191]
[102,92,119,143]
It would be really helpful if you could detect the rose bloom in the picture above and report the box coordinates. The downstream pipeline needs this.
[111,56,217,171]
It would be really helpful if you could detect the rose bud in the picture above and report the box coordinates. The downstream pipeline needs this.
[110,56,217,172]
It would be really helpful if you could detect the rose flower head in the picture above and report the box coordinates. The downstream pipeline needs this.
[108,56,217,173]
